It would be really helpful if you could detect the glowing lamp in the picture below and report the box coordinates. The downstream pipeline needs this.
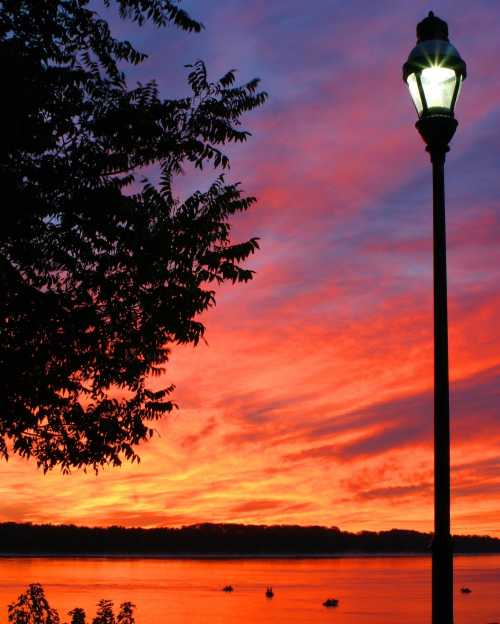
[403,12,466,121]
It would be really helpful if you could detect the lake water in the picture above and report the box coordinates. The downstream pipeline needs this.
[0,555,498,623]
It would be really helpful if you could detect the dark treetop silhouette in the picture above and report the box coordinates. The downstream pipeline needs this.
[8,583,136,624]
[0,1,267,471]
[1,522,499,555]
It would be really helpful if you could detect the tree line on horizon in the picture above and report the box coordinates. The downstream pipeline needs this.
[1,522,499,555]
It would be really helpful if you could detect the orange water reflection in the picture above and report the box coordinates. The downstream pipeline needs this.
[0,555,498,623]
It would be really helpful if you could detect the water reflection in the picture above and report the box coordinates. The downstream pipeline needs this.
[0,555,498,623]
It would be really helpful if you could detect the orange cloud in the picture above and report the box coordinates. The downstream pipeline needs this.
[2,1,499,537]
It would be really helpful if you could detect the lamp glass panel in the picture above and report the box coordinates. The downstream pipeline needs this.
[407,73,423,115]
[420,66,457,110]
[455,74,463,106]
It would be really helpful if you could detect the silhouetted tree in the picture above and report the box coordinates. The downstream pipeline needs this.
[116,602,135,624]
[8,583,60,624]
[92,600,115,624]
[0,1,266,471]
[6,585,139,624]
[67,608,87,624]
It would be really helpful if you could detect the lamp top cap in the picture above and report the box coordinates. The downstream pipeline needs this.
[417,11,449,42]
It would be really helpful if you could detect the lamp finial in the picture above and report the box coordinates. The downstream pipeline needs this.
[417,11,449,42]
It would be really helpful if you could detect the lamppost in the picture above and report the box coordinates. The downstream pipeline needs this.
[403,12,467,624]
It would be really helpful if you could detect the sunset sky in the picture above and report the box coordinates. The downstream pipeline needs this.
[2,0,499,536]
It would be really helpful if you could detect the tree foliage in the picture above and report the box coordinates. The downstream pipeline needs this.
[0,1,267,471]
[68,608,87,624]
[116,602,135,624]
[7,585,135,624]
[92,600,115,624]
[8,584,60,624]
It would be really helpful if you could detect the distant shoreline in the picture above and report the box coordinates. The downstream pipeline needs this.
[1,522,499,557]
[0,552,498,560]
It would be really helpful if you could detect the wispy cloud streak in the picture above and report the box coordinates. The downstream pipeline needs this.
[2,0,499,535]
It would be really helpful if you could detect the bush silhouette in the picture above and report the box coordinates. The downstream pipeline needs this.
[92,600,115,624]
[68,608,86,624]
[8,584,60,624]
[7,585,136,624]
[117,603,136,624]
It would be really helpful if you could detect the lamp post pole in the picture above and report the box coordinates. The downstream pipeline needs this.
[403,12,467,624]
[424,122,455,624]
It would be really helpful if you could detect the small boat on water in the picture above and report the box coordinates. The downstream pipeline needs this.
[265,586,274,598]
[222,585,234,592]
[460,587,472,594]
[323,598,339,607]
